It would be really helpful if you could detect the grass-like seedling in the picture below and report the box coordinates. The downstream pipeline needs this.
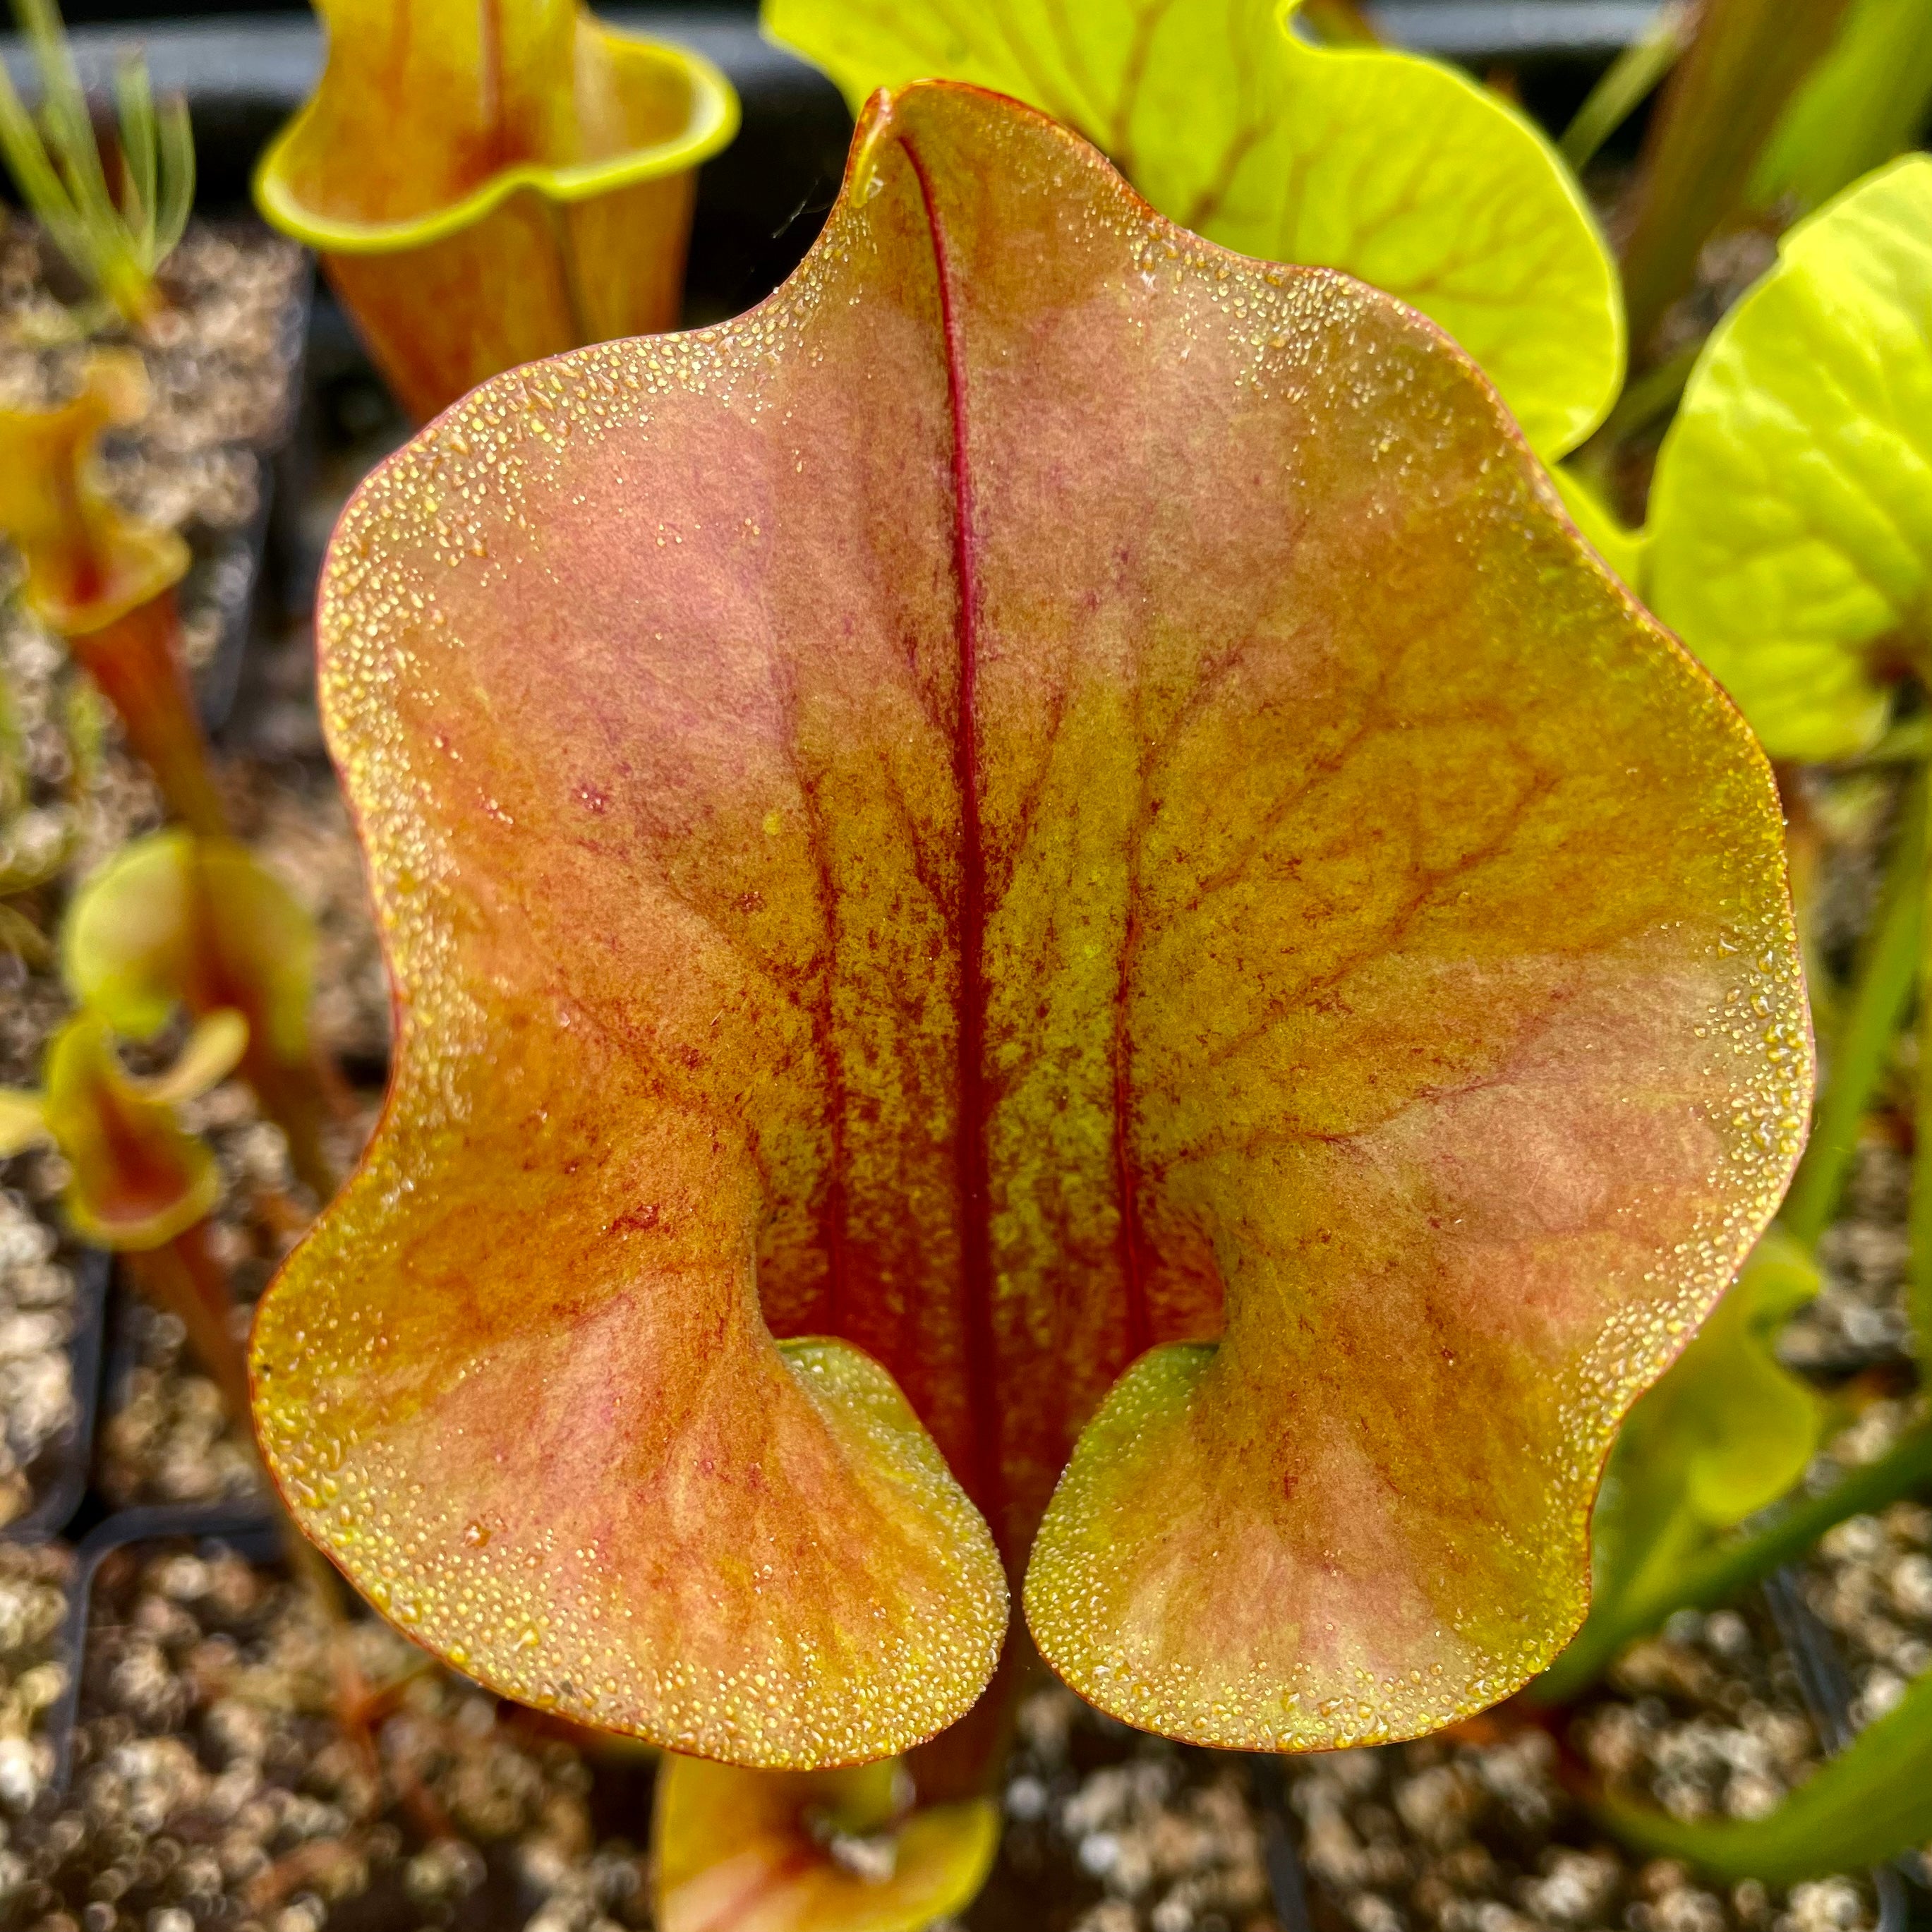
[0,0,192,333]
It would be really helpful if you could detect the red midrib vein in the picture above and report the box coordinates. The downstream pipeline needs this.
[1115,913,1153,1361]
[902,137,1006,1537]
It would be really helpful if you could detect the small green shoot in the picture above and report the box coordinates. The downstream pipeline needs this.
[0,0,193,330]
[1538,1421,1932,1708]
[1559,2,1691,174]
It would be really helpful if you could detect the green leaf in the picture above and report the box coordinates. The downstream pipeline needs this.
[762,0,1622,455]
[1647,155,1932,761]
[1591,1229,1826,1614]
[1535,1422,1932,1706]
[1753,0,1932,215]
[1600,1663,1932,1882]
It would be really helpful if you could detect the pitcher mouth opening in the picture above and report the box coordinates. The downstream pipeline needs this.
[255,20,739,258]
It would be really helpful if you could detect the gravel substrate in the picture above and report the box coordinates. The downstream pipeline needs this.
[0,1541,71,1815]
[0,1198,80,1531]
[0,217,312,1271]
[1,1538,658,1931]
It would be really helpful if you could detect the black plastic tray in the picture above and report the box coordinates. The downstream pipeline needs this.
[1,9,1650,264]
[42,1499,280,1798]
[1248,1749,1316,1932]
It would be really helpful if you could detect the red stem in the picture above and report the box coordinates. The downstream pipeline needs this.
[66,587,228,835]
[125,1217,252,1427]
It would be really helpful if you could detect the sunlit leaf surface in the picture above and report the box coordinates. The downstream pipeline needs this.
[253,82,1806,1768]
[763,0,1622,454]
[1648,156,1932,761]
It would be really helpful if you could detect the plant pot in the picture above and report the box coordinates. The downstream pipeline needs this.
[193,253,312,735]
[92,1269,264,1516]
[4,8,1653,324]
[19,1507,667,1932]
